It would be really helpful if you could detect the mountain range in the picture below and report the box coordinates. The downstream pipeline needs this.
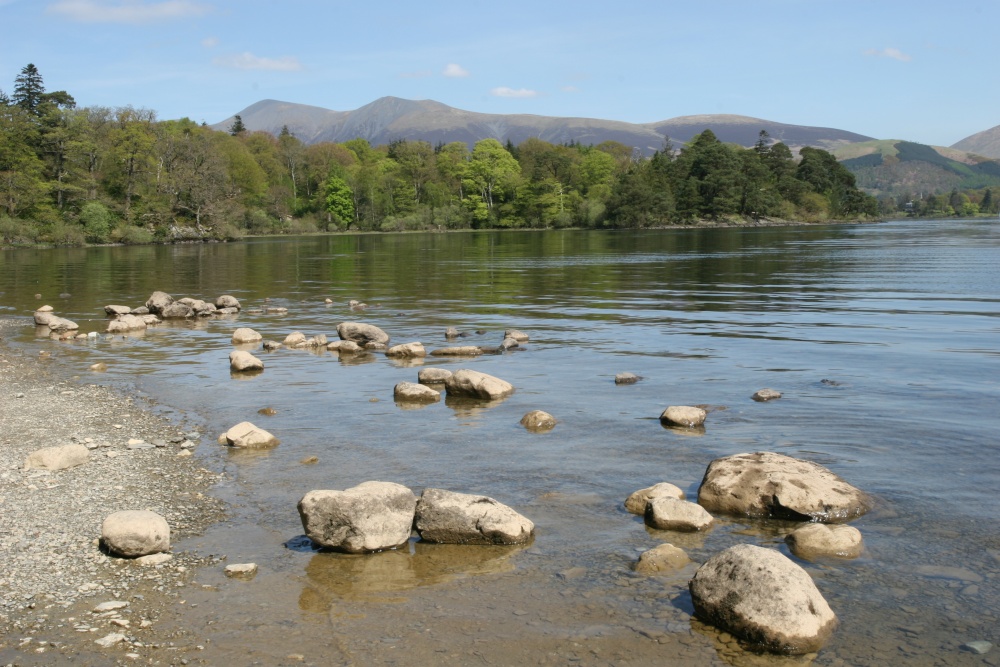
[211,97,1000,195]
[211,97,874,155]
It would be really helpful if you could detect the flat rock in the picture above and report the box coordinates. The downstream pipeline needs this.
[101,510,170,558]
[386,342,426,358]
[786,523,864,559]
[224,562,258,579]
[697,451,871,523]
[94,600,129,612]
[504,329,529,342]
[95,633,127,648]
[107,313,147,333]
[327,340,362,353]
[104,305,131,316]
[444,369,514,400]
[24,443,89,471]
[635,543,691,574]
[430,346,482,357]
[689,544,837,654]
[298,481,416,553]
[135,552,173,566]
[394,381,441,402]
[232,328,263,344]
[646,497,714,532]
[414,488,534,545]
[660,405,707,427]
[224,421,280,449]
[615,372,641,385]
[624,482,686,515]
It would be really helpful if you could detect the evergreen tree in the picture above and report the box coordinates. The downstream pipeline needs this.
[13,63,45,115]
[229,114,246,136]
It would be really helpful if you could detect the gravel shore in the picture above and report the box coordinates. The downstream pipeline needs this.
[0,318,227,664]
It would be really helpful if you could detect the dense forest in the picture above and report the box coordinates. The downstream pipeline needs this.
[1,64,880,246]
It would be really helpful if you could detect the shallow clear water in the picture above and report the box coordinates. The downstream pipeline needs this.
[2,221,999,665]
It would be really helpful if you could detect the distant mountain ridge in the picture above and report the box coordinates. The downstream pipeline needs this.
[211,97,874,154]
[835,140,1000,195]
[952,124,1000,159]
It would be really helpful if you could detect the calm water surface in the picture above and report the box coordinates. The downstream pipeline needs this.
[1,220,998,665]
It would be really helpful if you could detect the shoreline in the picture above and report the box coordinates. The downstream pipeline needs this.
[0,318,228,663]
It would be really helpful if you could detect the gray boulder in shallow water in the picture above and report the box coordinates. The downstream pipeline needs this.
[160,302,194,319]
[752,388,783,402]
[298,481,416,553]
[107,314,147,333]
[615,372,641,385]
[645,497,714,532]
[101,510,170,558]
[786,523,864,560]
[145,291,173,314]
[386,342,426,358]
[697,451,871,523]
[393,381,440,402]
[24,443,89,471]
[418,367,453,384]
[504,329,529,342]
[337,322,390,347]
[414,488,534,545]
[224,421,279,449]
[231,327,262,344]
[660,405,707,427]
[229,350,264,372]
[444,369,514,400]
[104,305,131,316]
[624,482,685,515]
[519,410,556,432]
[689,544,837,654]
[215,294,241,310]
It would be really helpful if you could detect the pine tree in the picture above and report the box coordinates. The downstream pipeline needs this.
[229,114,246,136]
[13,63,45,114]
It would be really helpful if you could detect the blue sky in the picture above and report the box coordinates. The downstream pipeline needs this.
[1,0,996,146]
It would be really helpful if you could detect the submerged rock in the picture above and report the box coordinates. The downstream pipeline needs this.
[520,410,556,432]
[689,544,837,654]
[615,372,641,385]
[430,346,482,357]
[697,451,871,523]
[786,523,864,559]
[504,329,530,342]
[634,543,690,574]
[752,388,783,402]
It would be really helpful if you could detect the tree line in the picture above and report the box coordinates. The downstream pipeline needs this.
[1,63,878,246]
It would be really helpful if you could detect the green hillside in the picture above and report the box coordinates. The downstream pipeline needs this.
[836,140,1000,195]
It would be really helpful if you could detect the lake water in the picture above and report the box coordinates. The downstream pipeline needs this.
[1,221,999,665]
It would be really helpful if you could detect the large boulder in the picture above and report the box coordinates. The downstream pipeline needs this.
[337,322,390,347]
[393,381,440,403]
[660,406,707,427]
[224,421,279,449]
[231,328,263,344]
[786,523,864,560]
[689,544,837,654]
[414,488,534,545]
[624,482,686,515]
[444,369,514,400]
[645,497,714,532]
[145,291,174,314]
[229,350,264,372]
[298,481,416,553]
[697,451,871,523]
[24,443,89,471]
[101,510,171,558]
[107,314,147,333]
[386,342,426,358]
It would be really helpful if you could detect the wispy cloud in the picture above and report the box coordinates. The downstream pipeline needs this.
[443,63,470,78]
[212,52,302,72]
[47,0,211,23]
[863,47,912,62]
[560,85,580,93]
[491,86,538,98]
[201,36,218,48]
